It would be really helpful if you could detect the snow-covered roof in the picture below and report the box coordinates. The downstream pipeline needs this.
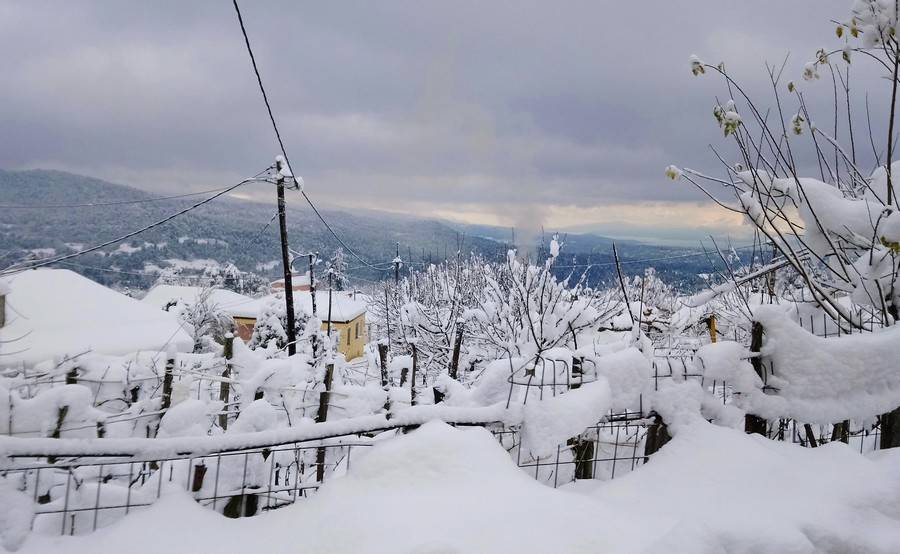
[262,291,366,323]
[271,272,311,288]
[0,269,192,367]
[141,285,264,319]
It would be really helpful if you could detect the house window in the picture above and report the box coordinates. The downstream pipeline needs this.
[355,321,360,339]
[347,330,351,345]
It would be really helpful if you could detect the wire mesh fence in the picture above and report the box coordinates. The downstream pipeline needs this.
[1,344,891,539]
[1,408,659,537]
[4,436,375,536]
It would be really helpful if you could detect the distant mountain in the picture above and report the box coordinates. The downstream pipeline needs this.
[0,169,731,291]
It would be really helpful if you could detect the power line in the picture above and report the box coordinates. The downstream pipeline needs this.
[0,173,267,276]
[0,186,240,209]
[230,0,384,271]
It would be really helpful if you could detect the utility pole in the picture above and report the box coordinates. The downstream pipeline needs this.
[393,242,401,286]
[309,252,319,360]
[275,156,297,356]
[326,269,333,337]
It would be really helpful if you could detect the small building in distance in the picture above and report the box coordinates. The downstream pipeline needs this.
[0,269,192,367]
[264,290,367,360]
[141,284,264,341]
[141,284,368,360]
[270,272,311,293]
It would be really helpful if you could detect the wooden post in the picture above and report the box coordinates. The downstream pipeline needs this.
[745,321,768,435]
[65,367,79,385]
[573,439,595,479]
[275,158,298,356]
[48,405,69,464]
[410,343,418,406]
[219,334,234,430]
[449,322,464,380]
[400,367,409,386]
[881,408,900,449]
[707,314,717,343]
[161,355,175,411]
[378,343,392,419]
[643,413,671,460]
[191,464,207,492]
[568,356,595,479]
[315,364,335,482]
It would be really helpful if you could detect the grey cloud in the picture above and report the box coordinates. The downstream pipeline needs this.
[0,0,869,238]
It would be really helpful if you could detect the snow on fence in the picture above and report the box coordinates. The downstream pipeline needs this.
[0,405,654,537]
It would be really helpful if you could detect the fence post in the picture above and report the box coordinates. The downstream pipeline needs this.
[643,412,670,461]
[410,343,418,406]
[378,343,392,419]
[219,334,234,430]
[47,405,69,464]
[315,364,335,483]
[161,355,175,411]
[449,321,464,380]
[568,356,595,479]
[65,367,79,385]
[707,314,717,343]
[881,408,900,449]
[191,464,207,493]
[745,321,767,435]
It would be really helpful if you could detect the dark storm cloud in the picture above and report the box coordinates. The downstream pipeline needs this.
[0,0,862,238]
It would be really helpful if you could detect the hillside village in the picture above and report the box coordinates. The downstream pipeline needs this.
[1,269,369,365]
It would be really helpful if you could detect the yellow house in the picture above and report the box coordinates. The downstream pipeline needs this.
[292,291,367,360]
[323,311,367,361]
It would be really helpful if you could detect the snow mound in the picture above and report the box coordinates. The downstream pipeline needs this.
[590,420,900,553]
[520,379,612,458]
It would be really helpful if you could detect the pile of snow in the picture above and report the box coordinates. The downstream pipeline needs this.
[585,419,900,552]
[0,270,192,367]
[520,379,611,458]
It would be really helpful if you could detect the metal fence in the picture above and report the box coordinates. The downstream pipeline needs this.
[1,409,657,537]
[2,345,889,539]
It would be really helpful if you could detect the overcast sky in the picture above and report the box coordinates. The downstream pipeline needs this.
[0,1,871,244]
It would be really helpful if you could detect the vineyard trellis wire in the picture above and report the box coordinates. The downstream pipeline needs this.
[0,409,655,537]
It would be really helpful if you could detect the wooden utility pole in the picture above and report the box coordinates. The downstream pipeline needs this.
[394,242,401,286]
[309,252,319,359]
[309,253,318,316]
[326,269,333,337]
[275,158,297,356]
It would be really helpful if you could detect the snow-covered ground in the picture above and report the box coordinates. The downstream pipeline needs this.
[8,420,899,554]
